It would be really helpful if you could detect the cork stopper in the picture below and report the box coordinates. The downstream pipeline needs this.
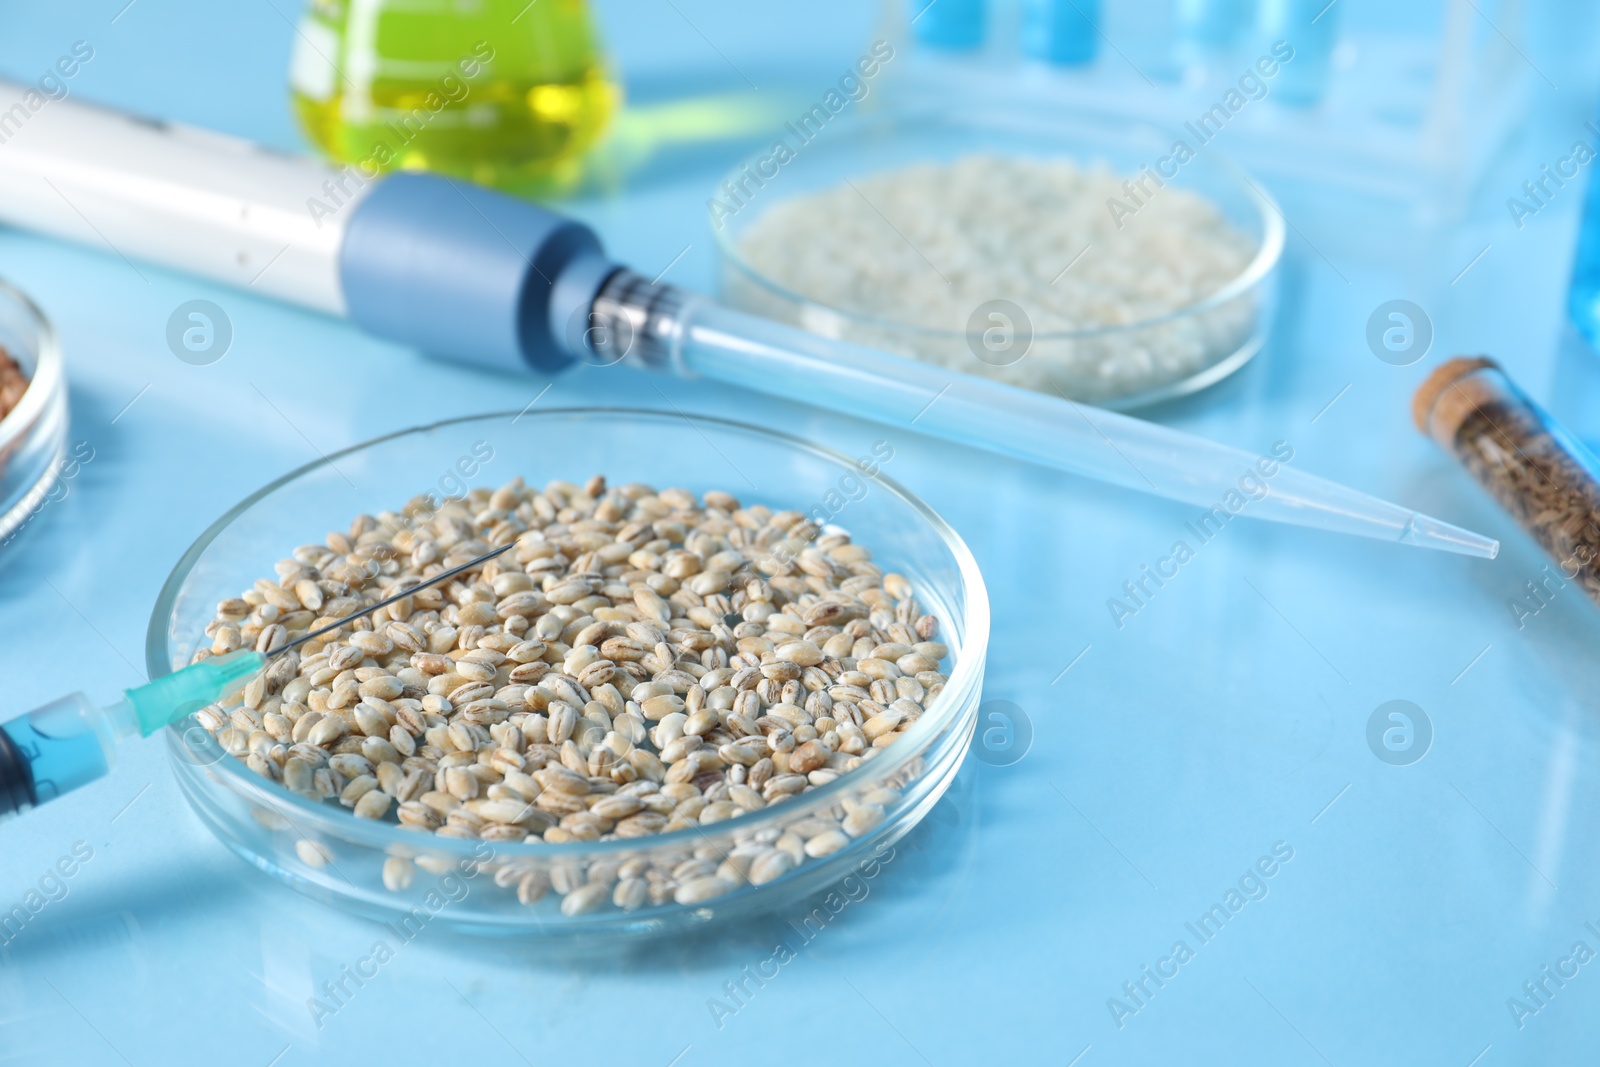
[1412,357,1501,443]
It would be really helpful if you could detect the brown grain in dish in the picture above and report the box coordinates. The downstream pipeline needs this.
[0,347,26,422]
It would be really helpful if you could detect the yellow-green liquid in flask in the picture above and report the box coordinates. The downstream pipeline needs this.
[290,0,618,192]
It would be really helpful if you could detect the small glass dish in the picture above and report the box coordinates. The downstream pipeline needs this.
[0,279,69,549]
[148,408,988,938]
[711,106,1285,410]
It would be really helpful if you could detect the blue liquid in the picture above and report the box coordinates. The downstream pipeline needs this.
[1570,164,1600,351]
[1176,0,1254,49]
[1021,0,1100,66]
[1259,0,1340,106]
[910,0,987,50]
[1,699,110,805]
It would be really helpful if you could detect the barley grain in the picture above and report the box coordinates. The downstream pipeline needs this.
[296,839,334,867]
[381,855,415,891]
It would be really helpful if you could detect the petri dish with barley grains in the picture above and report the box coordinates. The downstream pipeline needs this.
[149,409,988,938]
[713,106,1284,410]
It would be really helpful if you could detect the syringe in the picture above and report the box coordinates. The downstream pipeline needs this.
[0,82,1496,558]
[0,650,266,822]
[0,541,514,824]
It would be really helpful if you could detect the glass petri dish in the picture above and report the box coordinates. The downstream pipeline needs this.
[0,279,69,550]
[711,106,1285,410]
[148,408,988,938]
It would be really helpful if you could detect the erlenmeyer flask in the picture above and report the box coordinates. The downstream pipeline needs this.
[290,0,618,191]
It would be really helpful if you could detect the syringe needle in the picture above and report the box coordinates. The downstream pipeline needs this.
[276,540,518,657]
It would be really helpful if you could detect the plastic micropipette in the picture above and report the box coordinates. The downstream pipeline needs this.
[0,542,515,824]
[0,83,1497,559]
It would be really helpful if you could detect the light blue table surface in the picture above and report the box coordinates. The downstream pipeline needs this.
[4,3,1600,1065]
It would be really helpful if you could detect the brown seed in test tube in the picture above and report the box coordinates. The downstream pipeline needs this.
[1413,356,1600,608]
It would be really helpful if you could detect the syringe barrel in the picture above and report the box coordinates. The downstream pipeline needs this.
[0,721,33,821]
[0,693,116,821]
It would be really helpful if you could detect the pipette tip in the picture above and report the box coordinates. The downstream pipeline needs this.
[1399,512,1499,560]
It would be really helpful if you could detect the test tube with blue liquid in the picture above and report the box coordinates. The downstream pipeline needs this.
[1568,121,1600,352]
[909,0,987,50]
[1175,0,1255,69]
[1021,0,1100,66]
[1258,0,1339,105]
